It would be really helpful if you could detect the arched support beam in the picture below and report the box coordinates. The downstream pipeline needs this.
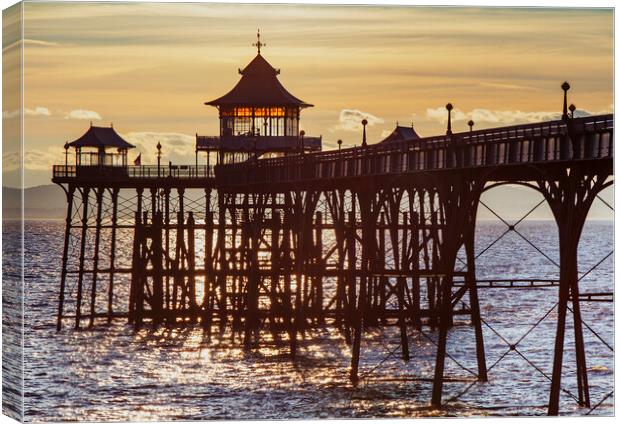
[537,166,613,415]
[431,174,486,408]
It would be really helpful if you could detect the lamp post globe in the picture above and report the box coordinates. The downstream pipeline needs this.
[156,141,162,176]
[361,119,368,147]
[446,103,454,135]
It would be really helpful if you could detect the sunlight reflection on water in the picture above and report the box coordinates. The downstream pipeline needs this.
[16,220,614,421]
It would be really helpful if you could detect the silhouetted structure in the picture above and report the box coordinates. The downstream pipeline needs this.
[196,31,321,165]
[52,41,613,417]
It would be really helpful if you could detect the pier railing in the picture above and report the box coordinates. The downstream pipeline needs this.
[52,164,214,181]
[196,134,322,152]
[216,114,613,185]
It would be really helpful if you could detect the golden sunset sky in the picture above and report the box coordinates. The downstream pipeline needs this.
[3,2,614,189]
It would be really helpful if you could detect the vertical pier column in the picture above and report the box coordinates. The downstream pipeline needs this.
[350,191,376,384]
[128,188,143,324]
[464,227,487,382]
[244,217,260,349]
[107,187,119,323]
[57,185,76,331]
[541,166,609,415]
[204,208,215,330]
[89,187,104,327]
[291,194,304,357]
[314,211,324,325]
[217,191,228,332]
[431,237,460,407]
[152,212,164,325]
[431,177,483,408]
[408,211,422,330]
[164,188,171,316]
[345,210,356,346]
[270,211,281,326]
[187,211,197,321]
[75,187,91,330]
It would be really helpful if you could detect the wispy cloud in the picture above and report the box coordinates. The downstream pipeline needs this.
[3,38,63,52]
[4,131,198,172]
[3,106,51,119]
[425,106,609,126]
[65,109,102,120]
[331,109,384,132]
[478,82,538,91]
[2,110,19,119]
[3,148,58,172]
[380,129,393,138]
[122,132,195,164]
[27,106,51,117]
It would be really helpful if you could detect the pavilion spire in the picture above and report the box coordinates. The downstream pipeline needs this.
[252,29,265,55]
[252,28,267,54]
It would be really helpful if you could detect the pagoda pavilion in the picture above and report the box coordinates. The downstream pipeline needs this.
[62,124,135,178]
[196,31,321,164]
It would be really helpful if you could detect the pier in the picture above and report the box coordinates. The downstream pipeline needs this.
[51,43,613,416]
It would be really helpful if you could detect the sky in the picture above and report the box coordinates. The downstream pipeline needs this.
[1,2,614,217]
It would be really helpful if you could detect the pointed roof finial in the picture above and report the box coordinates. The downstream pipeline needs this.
[253,29,265,55]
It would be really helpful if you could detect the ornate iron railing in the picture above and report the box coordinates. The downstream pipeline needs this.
[196,134,322,152]
[216,114,613,185]
[52,165,214,180]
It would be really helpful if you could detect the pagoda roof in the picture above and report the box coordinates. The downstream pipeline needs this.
[68,125,135,150]
[205,54,312,108]
[379,125,421,143]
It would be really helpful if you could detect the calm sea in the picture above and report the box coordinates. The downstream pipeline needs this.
[8,220,615,420]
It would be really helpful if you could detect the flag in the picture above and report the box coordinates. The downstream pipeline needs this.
[133,153,141,166]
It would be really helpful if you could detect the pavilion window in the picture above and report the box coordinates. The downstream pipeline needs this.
[234,117,252,135]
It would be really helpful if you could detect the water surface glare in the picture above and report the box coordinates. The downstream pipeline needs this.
[18,220,614,420]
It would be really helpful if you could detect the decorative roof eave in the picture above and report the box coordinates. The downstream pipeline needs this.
[205,101,314,108]
[68,126,135,150]
[205,54,313,109]
[379,125,421,144]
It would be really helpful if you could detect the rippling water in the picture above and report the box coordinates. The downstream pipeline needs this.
[12,220,614,420]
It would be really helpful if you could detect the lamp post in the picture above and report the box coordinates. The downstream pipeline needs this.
[337,139,342,150]
[64,142,69,168]
[569,104,576,119]
[300,130,305,155]
[468,120,474,133]
[446,103,453,135]
[561,81,570,121]
[156,141,162,177]
[361,119,368,147]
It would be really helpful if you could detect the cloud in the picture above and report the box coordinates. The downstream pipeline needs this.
[425,107,607,126]
[332,109,384,132]
[2,110,19,119]
[26,107,51,117]
[122,132,195,164]
[3,39,62,52]
[4,131,198,172]
[65,109,102,120]
[479,82,538,91]
[3,107,51,119]
[3,148,59,172]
